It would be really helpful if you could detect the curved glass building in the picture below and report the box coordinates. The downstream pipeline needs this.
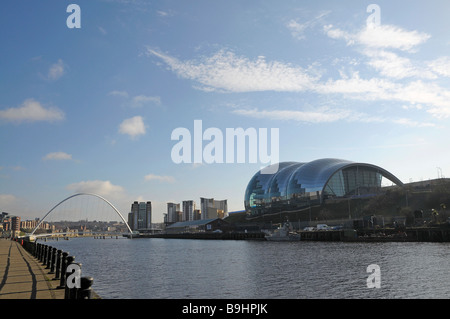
[244,158,403,217]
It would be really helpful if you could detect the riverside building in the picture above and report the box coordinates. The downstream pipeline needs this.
[245,158,404,218]
[128,201,152,231]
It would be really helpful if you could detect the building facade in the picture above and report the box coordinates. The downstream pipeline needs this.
[200,197,228,220]
[182,200,196,222]
[128,201,152,231]
[167,202,181,223]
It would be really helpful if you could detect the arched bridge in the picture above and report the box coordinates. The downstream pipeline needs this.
[29,193,133,238]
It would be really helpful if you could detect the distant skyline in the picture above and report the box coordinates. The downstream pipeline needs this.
[1,1,450,223]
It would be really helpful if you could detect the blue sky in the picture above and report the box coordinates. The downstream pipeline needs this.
[1,0,450,223]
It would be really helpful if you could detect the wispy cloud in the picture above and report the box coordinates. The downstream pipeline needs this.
[144,174,175,183]
[48,59,65,80]
[43,152,73,161]
[286,11,330,40]
[428,56,450,77]
[108,91,161,107]
[131,95,161,107]
[232,107,352,124]
[98,26,107,35]
[108,90,129,98]
[232,106,436,128]
[148,21,450,121]
[118,115,146,139]
[0,99,65,123]
[146,48,319,93]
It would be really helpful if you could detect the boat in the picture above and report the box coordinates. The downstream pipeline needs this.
[265,221,301,241]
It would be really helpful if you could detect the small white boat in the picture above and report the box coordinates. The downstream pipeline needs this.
[265,221,301,241]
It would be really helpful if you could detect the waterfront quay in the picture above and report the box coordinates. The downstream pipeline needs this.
[0,239,64,299]
[0,238,97,299]
[132,226,450,242]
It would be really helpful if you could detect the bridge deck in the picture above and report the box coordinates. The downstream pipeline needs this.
[0,239,65,299]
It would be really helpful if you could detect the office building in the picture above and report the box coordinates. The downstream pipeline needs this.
[200,197,228,220]
[128,201,152,231]
[182,200,196,222]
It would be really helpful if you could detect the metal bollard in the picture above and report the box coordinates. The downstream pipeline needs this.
[49,247,57,274]
[64,258,79,299]
[78,277,94,299]
[32,242,37,257]
[46,246,53,269]
[41,245,48,264]
[58,252,69,289]
[55,250,62,280]
[39,243,44,261]
[38,244,43,262]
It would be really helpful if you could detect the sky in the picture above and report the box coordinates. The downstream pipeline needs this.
[1,0,450,223]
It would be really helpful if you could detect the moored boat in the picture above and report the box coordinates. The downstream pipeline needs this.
[265,221,301,241]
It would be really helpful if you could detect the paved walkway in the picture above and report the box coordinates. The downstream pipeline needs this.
[0,239,65,299]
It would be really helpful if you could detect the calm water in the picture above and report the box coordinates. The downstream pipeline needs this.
[42,237,450,299]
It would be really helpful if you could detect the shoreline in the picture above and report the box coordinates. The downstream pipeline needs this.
[127,226,450,243]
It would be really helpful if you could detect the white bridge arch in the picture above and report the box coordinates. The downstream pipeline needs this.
[30,193,133,236]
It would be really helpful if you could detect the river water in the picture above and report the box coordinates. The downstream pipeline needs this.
[42,237,449,299]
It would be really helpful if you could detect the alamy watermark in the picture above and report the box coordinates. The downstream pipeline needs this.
[171,120,279,174]
[367,4,381,28]
[66,4,81,29]
[66,263,82,289]
[366,264,381,288]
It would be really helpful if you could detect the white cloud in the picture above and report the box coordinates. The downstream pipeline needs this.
[364,50,436,80]
[317,71,398,98]
[43,152,73,161]
[48,59,65,80]
[144,174,175,183]
[358,25,430,52]
[147,48,318,93]
[428,56,450,77]
[66,180,125,198]
[118,116,146,138]
[324,24,431,52]
[0,99,65,123]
